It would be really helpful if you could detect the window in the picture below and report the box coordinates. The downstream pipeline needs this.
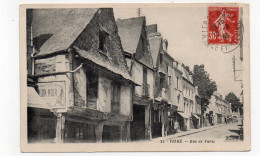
[143,67,147,84]
[177,77,179,89]
[98,30,108,51]
[143,67,149,96]
[160,53,163,64]
[160,75,165,89]
[111,83,120,114]
[177,95,180,105]
[168,76,171,86]
[87,71,98,109]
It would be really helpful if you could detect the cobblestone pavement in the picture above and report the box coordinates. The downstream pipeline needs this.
[150,122,243,143]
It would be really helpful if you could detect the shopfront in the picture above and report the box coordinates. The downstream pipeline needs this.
[176,112,189,131]
[192,114,200,129]
[27,86,56,143]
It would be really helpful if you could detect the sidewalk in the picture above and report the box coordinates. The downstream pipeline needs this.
[150,123,228,142]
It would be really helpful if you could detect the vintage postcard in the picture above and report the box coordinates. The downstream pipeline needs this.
[20,3,250,152]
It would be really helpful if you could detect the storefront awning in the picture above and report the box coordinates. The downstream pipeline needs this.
[177,112,189,119]
[27,87,51,110]
[168,105,178,112]
[192,114,200,119]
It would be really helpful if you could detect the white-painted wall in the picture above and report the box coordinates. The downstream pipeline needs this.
[120,84,132,116]
[97,75,112,113]
[131,61,154,99]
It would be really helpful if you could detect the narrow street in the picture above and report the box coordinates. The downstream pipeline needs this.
[177,123,242,141]
[151,122,243,143]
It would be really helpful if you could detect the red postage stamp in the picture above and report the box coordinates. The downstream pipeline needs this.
[208,7,239,44]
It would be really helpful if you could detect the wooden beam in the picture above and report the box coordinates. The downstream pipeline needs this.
[54,113,65,143]
[126,122,131,142]
[95,123,104,143]
[145,104,151,140]
[67,107,106,121]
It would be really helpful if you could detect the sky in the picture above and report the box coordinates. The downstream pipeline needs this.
[113,7,243,97]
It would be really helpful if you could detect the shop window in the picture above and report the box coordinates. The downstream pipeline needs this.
[154,110,159,122]
[76,126,84,139]
[111,83,120,114]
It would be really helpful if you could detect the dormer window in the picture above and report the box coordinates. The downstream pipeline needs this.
[98,30,108,52]
[160,53,163,64]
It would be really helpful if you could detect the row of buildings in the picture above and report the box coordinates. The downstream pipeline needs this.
[26,8,232,143]
[206,92,233,126]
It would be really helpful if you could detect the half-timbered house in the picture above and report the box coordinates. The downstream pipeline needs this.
[27,8,135,143]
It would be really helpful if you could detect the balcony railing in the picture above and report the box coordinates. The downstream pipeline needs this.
[142,83,150,97]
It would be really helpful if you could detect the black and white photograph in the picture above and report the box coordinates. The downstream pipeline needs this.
[20,3,250,152]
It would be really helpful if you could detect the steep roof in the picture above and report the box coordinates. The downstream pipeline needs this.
[116,16,145,54]
[183,68,190,80]
[74,47,134,83]
[148,35,162,68]
[181,66,194,85]
[32,8,98,57]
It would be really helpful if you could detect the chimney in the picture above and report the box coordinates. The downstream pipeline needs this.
[137,8,141,17]
[146,24,157,34]
[188,75,193,83]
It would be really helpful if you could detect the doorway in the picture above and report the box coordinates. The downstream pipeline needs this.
[102,125,120,142]
[131,104,145,141]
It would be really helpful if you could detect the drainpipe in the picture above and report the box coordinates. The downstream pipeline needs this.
[30,24,35,76]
